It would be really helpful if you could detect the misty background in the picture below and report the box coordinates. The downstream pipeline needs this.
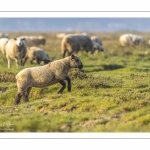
[0,18,150,32]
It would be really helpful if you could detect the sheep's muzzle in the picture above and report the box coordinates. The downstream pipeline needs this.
[78,63,83,69]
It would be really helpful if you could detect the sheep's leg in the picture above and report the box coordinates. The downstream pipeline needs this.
[14,58,19,68]
[36,58,40,64]
[62,50,67,58]
[23,87,32,102]
[30,60,33,64]
[22,57,28,66]
[58,80,66,94]
[65,76,71,92]
[7,57,11,68]
[14,92,23,105]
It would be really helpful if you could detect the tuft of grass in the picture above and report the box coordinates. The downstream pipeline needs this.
[0,72,16,82]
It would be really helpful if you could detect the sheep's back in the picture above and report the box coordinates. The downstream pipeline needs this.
[16,64,57,87]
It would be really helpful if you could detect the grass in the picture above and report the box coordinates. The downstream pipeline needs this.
[1,31,150,132]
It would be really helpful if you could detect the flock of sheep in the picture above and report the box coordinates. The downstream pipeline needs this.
[0,35,48,68]
[0,32,148,105]
[119,33,148,46]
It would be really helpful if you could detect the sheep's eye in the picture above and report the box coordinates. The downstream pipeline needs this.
[76,59,79,62]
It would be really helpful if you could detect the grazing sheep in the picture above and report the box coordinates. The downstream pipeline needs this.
[0,38,9,55]
[18,35,46,47]
[92,41,105,53]
[36,36,46,45]
[119,34,133,46]
[136,36,147,46]
[5,38,27,68]
[61,34,94,58]
[22,46,50,65]
[119,34,147,46]
[91,36,102,45]
[56,33,66,39]
[0,32,9,38]
[14,54,83,105]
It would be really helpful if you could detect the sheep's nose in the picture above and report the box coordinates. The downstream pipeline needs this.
[78,63,83,69]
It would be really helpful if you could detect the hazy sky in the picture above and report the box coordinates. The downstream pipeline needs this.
[0,18,150,32]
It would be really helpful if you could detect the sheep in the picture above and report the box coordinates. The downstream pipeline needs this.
[0,38,9,55]
[119,34,133,46]
[92,41,105,53]
[0,32,9,38]
[5,38,27,68]
[21,46,50,65]
[148,39,150,46]
[56,33,66,39]
[36,35,46,45]
[18,35,46,47]
[61,34,94,58]
[14,54,83,105]
[119,34,147,46]
[135,36,147,46]
[91,36,102,45]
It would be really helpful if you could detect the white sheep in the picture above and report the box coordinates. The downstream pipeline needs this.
[14,54,83,105]
[56,33,66,39]
[22,46,50,65]
[119,34,133,46]
[0,38,9,55]
[61,34,94,58]
[18,35,46,47]
[0,32,9,38]
[91,36,102,45]
[5,38,27,68]
[119,34,147,46]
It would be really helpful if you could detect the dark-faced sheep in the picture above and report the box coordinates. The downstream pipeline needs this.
[14,54,83,105]
[5,38,27,68]
[21,46,50,65]
[61,34,94,58]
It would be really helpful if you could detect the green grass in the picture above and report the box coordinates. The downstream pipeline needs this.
[1,31,150,132]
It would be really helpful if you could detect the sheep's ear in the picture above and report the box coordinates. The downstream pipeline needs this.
[71,54,75,59]
[14,38,17,40]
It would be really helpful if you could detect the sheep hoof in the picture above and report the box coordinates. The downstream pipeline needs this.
[58,91,62,94]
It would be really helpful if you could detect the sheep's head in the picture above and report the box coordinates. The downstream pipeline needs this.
[14,38,25,47]
[70,54,83,69]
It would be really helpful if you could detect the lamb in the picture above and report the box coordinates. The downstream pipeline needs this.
[14,54,83,105]
[0,38,9,55]
[5,38,27,68]
[21,46,50,65]
[61,34,94,58]
[91,36,102,45]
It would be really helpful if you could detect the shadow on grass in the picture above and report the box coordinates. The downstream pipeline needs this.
[102,64,124,70]
[84,64,124,72]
